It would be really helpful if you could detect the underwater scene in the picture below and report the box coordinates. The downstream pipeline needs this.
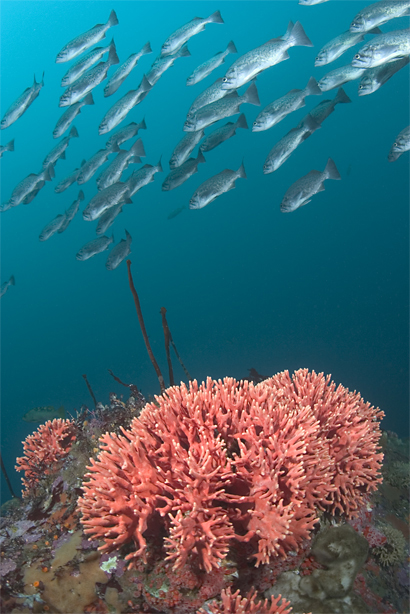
[0,1,409,612]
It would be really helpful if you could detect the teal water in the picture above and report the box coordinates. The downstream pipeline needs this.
[1,1,409,502]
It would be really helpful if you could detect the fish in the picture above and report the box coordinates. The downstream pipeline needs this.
[184,81,260,132]
[0,139,15,158]
[358,56,410,95]
[127,158,163,197]
[187,40,237,86]
[83,182,133,221]
[1,73,44,130]
[22,184,44,205]
[106,230,132,270]
[96,138,146,190]
[146,45,191,87]
[160,11,224,57]
[169,130,205,169]
[98,75,153,135]
[252,76,321,132]
[76,234,115,260]
[58,190,84,233]
[187,78,235,116]
[59,44,120,107]
[77,143,120,185]
[189,161,246,210]
[315,28,381,66]
[106,119,147,149]
[350,0,410,32]
[299,87,352,126]
[1,165,55,211]
[96,202,124,235]
[42,126,79,169]
[280,158,341,212]
[22,405,65,423]
[0,275,15,299]
[162,151,206,191]
[61,39,115,87]
[39,214,66,241]
[104,42,152,97]
[299,0,329,4]
[351,29,410,68]
[318,64,366,91]
[263,114,320,174]
[221,21,313,90]
[54,160,86,193]
[56,9,119,63]
[388,125,410,161]
[200,113,248,152]
[53,92,94,138]
[167,205,186,220]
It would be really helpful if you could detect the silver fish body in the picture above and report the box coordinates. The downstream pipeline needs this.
[104,42,152,97]
[252,76,321,132]
[127,159,163,197]
[187,40,237,86]
[43,126,79,169]
[318,64,366,91]
[162,151,206,191]
[96,138,145,190]
[54,160,85,193]
[59,44,119,107]
[350,0,410,32]
[169,130,205,169]
[388,125,410,161]
[99,75,152,135]
[280,158,341,212]
[200,113,248,152]
[58,190,84,233]
[146,45,191,86]
[221,21,313,89]
[83,182,132,221]
[263,114,320,174]
[299,0,329,4]
[96,202,123,235]
[315,30,369,66]
[53,93,94,138]
[0,275,15,298]
[184,82,260,132]
[56,10,119,63]
[2,165,54,210]
[187,78,235,116]
[161,11,224,57]
[39,214,66,241]
[358,56,410,95]
[105,230,132,270]
[189,161,246,209]
[1,73,44,130]
[0,139,15,158]
[22,183,44,205]
[76,234,114,260]
[106,119,147,149]
[61,40,114,87]
[77,145,119,185]
[352,29,410,68]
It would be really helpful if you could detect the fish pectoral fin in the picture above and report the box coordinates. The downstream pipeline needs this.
[317,184,325,192]
[301,199,312,207]
[59,151,66,160]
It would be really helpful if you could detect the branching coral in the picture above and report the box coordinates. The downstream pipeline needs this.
[78,370,384,574]
[196,587,294,614]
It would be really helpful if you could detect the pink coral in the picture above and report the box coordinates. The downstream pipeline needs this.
[196,588,293,614]
[78,370,384,573]
[15,418,76,496]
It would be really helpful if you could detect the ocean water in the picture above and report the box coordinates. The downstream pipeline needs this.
[0,0,408,503]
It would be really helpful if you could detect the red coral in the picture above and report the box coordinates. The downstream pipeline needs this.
[196,588,293,614]
[15,418,76,496]
[78,370,384,574]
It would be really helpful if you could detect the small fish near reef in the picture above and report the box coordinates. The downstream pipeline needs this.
[22,405,65,423]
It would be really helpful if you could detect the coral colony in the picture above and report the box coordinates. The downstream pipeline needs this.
[1,366,408,614]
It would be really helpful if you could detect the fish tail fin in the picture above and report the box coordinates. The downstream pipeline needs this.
[236,113,248,130]
[79,190,85,201]
[178,44,191,58]
[237,160,247,179]
[157,156,163,173]
[227,40,237,54]
[70,125,79,138]
[305,76,322,96]
[197,150,206,164]
[108,42,120,66]
[335,87,352,104]
[324,158,341,181]
[44,164,55,181]
[303,113,321,134]
[132,138,146,157]
[141,74,154,92]
[281,21,294,41]
[108,9,119,27]
[58,405,65,418]
[243,82,260,106]
[7,139,15,152]
[208,10,224,24]
[9,275,15,286]
[142,42,152,55]
[289,21,313,47]
[139,117,147,130]
[111,141,121,153]
[33,74,37,86]
[41,71,45,86]
[84,93,95,106]
[125,229,132,243]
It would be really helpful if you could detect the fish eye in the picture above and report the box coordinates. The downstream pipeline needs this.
[222,77,227,82]
[354,54,360,60]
